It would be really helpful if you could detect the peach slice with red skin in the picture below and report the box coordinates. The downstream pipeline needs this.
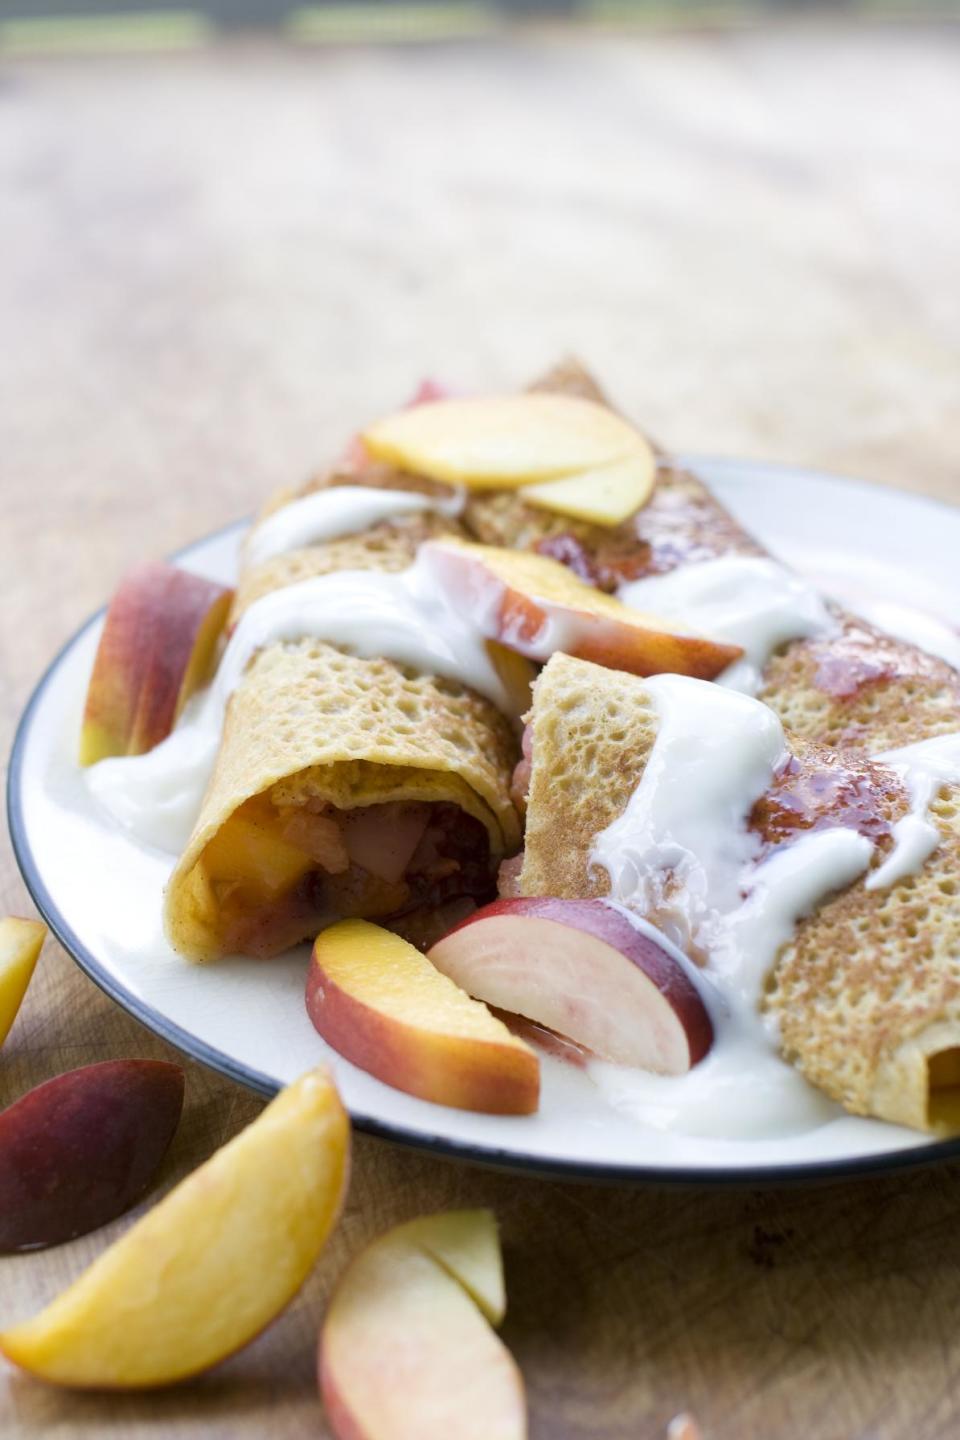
[306,920,539,1114]
[320,1208,526,1440]
[0,1069,349,1389]
[0,917,46,1049]
[422,539,742,681]
[80,562,233,766]
[0,1060,184,1253]
[428,897,713,1073]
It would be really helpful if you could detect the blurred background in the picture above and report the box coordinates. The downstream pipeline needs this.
[1,0,958,606]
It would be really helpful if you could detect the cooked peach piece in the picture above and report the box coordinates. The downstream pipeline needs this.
[0,917,45,1049]
[523,449,655,526]
[428,897,713,1073]
[80,562,233,766]
[202,812,313,900]
[306,920,539,1114]
[362,393,645,489]
[0,1069,349,1389]
[423,540,742,681]
[320,1209,526,1440]
[0,1060,184,1253]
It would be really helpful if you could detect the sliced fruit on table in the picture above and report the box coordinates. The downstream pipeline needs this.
[423,539,742,680]
[0,917,46,1049]
[0,1060,185,1253]
[0,1068,349,1389]
[428,897,713,1073]
[362,393,647,489]
[79,561,233,766]
[320,1208,526,1440]
[522,448,655,526]
[306,920,539,1114]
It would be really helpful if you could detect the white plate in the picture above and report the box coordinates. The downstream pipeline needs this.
[11,459,960,1184]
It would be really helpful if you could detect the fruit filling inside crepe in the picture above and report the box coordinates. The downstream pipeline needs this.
[203,796,494,959]
[76,361,960,1141]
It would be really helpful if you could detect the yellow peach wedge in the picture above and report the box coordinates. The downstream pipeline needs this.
[80,562,233,766]
[362,393,646,489]
[0,1068,349,1389]
[320,1209,526,1440]
[0,917,46,1049]
[306,920,539,1115]
[522,448,655,526]
[423,539,742,681]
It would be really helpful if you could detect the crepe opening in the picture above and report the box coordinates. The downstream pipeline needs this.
[927,1046,960,1131]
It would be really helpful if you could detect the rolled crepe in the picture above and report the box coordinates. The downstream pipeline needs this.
[516,653,960,1134]
[232,466,464,622]
[464,360,960,757]
[165,473,520,963]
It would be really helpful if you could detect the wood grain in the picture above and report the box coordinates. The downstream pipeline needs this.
[1,20,960,1439]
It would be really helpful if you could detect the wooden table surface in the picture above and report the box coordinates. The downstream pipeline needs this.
[2,18,960,1439]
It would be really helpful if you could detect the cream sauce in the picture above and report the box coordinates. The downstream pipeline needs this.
[866,732,960,891]
[245,484,465,569]
[87,553,517,854]
[617,556,834,694]
[588,675,875,1138]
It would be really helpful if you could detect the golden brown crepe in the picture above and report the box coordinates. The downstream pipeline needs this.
[165,469,520,963]
[465,359,960,757]
[516,653,960,1134]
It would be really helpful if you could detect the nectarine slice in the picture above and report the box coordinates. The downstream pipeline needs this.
[523,449,655,526]
[80,562,233,766]
[320,1209,525,1440]
[0,1060,184,1253]
[428,897,713,1073]
[423,539,742,681]
[362,393,645,489]
[0,917,45,1049]
[0,1069,349,1389]
[202,811,314,899]
[306,920,539,1114]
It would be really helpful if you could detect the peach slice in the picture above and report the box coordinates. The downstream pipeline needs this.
[306,920,539,1114]
[423,539,742,681]
[0,917,46,1049]
[0,1069,349,1389]
[80,562,233,766]
[320,1208,526,1440]
[428,897,713,1073]
[523,449,655,527]
[0,1060,184,1253]
[486,641,538,717]
[362,393,645,489]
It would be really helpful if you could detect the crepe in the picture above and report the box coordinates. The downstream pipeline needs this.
[165,469,520,963]
[464,360,960,756]
[232,465,465,622]
[515,653,960,1134]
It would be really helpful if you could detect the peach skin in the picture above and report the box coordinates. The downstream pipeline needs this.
[0,1068,349,1388]
[306,920,539,1115]
[80,561,233,765]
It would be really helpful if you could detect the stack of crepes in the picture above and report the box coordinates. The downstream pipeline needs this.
[164,454,523,962]
[162,357,960,1137]
[479,363,960,1133]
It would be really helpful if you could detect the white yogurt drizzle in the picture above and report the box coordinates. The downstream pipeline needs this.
[866,732,960,891]
[617,556,834,695]
[588,674,875,1138]
[245,484,465,569]
[87,551,516,854]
